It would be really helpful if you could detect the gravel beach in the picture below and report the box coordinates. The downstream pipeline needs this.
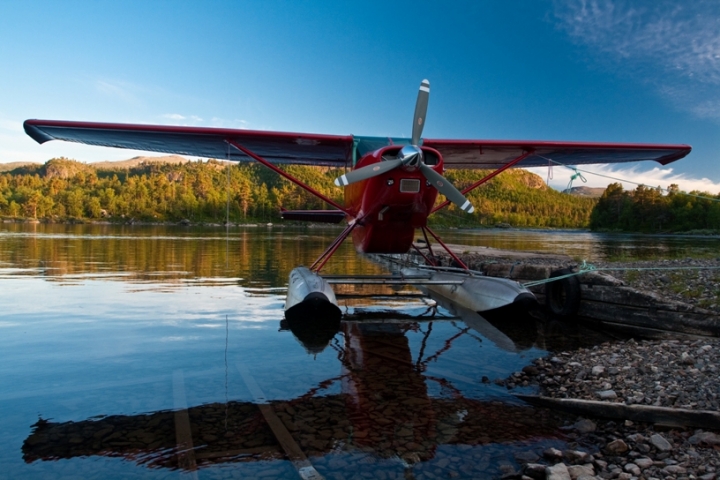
[500,256,720,480]
[503,337,720,479]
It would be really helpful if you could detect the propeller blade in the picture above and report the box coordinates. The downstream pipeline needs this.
[411,79,430,146]
[419,163,475,213]
[334,158,404,187]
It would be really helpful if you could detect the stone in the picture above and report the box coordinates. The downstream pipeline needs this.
[546,463,572,480]
[662,465,688,475]
[623,463,641,476]
[689,431,720,446]
[591,366,605,376]
[634,457,653,469]
[573,419,597,433]
[544,447,563,460]
[564,450,591,464]
[650,433,672,451]
[604,439,629,455]
[596,390,617,400]
[522,463,547,480]
[567,464,595,479]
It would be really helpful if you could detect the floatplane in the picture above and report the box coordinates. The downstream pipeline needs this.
[24,80,691,323]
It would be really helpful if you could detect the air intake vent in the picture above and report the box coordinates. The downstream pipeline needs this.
[399,179,421,193]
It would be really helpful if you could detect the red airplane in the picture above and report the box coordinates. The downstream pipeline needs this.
[24,80,691,319]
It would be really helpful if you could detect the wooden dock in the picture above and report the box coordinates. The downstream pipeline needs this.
[434,244,720,338]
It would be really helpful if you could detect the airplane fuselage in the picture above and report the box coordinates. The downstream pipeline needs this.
[344,146,442,253]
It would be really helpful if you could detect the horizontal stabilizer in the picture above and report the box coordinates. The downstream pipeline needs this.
[281,209,346,224]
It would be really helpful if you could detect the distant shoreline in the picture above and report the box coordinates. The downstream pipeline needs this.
[2,216,718,237]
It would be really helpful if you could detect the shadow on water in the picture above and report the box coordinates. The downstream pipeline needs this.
[22,306,618,479]
[23,322,566,479]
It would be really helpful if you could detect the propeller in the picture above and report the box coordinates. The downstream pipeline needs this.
[334,80,474,214]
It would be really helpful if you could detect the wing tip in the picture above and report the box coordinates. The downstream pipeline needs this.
[23,120,55,145]
[656,146,692,165]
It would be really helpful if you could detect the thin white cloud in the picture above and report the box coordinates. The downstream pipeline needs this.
[553,1,720,118]
[208,117,251,129]
[95,79,142,105]
[163,113,186,120]
[160,113,204,124]
[526,163,720,194]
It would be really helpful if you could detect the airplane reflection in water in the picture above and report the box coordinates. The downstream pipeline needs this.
[23,309,608,478]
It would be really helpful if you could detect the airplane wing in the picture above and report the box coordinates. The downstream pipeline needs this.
[24,120,354,167]
[421,139,691,169]
[25,120,691,170]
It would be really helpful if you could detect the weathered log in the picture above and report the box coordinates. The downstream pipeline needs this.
[578,289,720,336]
[581,284,706,313]
[579,271,625,287]
[516,395,720,429]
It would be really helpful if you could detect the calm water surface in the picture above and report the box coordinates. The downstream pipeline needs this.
[0,224,714,479]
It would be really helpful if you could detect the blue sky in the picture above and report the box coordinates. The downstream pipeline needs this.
[1,0,719,193]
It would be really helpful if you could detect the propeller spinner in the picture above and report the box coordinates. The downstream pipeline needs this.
[334,80,474,214]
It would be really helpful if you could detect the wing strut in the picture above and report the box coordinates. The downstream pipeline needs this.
[422,226,469,270]
[226,140,350,214]
[310,221,359,273]
[431,150,534,214]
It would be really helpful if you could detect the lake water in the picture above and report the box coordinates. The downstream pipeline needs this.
[0,224,715,479]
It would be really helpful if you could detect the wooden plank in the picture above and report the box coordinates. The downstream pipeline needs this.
[237,363,324,480]
[516,395,720,429]
[584,320,688,339]
[172,370,199,476]
[580,285,703,312]
[578,299,720,336]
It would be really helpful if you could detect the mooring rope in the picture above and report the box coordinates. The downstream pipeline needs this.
[565,166,587,191]
[538,156,720,203]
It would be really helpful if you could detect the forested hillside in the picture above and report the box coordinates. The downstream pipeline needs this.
[590,183,720,233]
[0,157,597,228]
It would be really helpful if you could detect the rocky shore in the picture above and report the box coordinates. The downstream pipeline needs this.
[502,337,720,479]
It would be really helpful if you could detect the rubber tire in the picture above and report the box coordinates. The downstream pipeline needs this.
[545,268,581,319]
